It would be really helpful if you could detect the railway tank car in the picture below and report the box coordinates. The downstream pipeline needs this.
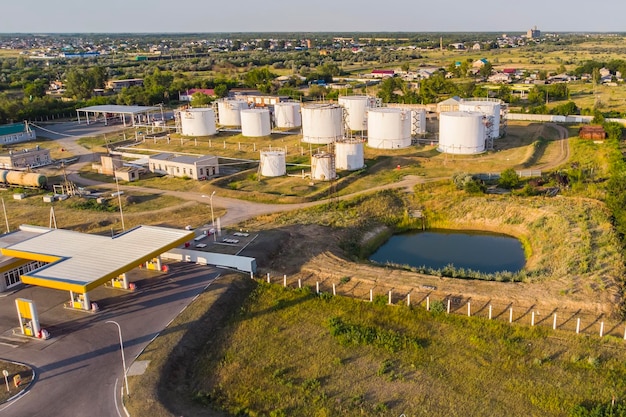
[0,170,47,188]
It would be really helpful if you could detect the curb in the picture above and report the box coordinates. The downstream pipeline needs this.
[0,358,36,404]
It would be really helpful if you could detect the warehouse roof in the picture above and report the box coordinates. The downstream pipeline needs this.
[0,224,194,293]
[0,123,27,136]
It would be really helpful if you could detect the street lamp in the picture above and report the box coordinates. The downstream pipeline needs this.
[202,191,216,241]
[210,191,216,229]
[106,320,129,396]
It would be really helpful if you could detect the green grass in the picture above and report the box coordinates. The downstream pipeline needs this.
[182,282,626,417]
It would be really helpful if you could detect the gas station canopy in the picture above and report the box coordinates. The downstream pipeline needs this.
[0,225,194,293]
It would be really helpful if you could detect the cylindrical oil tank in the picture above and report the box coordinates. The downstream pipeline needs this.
[367,108,412,149]
[311,152,336,181]
[459,100,501,139]
[301,104,344,144]
[438,111,486,155]
[6,171,47,188]
[241,108,271,137]
[217,100,248,127]
[259,149,286,177]
[180,108,216,136]
[411,109,427,135]
[335,139,365,171]
[338,96,375,131]
[273,102,302,129]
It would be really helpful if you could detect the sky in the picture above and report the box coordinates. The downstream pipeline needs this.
[1,0,625,33]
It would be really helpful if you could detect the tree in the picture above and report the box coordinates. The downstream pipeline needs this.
[591,67,603,85]
[191,92,213,107]
[23,80,46,99]
[214,84,229,98]
[65,67,96,100]
[499,168,520,189]
[479,61,493,78]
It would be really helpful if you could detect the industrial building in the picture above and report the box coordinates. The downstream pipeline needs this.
[0,122,36,145]
[0,146,51,169]
[148,153,219,180]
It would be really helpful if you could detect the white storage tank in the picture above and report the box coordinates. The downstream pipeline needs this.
[459,100,501,139]
[438,111,486,155]
[217,100,248,127]
[301,104,344,144]
[179,108,217,136]
[241,108,271,137]
[367,108,412,149]
[335,139,365,171]
[411,108,427,135]
[338,95,375,132]
[273,102,302,129]
[259,149,287,177]
[311,151,337,181]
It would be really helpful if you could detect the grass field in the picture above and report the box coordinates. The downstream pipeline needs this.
[129,278,626,417]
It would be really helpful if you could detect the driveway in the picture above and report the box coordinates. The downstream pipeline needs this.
[0,263,221,417]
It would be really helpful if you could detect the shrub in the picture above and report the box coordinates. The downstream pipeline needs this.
[430,300,446,314]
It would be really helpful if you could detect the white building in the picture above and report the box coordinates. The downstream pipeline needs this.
[148,153,219,180]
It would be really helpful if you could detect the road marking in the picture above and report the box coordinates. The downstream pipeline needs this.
[113,378,125,417]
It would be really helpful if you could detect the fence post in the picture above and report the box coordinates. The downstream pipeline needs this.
[369,289,373,302]
[267,272,270,283]
[283,274,287,287]
[333,283,336,296]
[488,305,492,320]
[298,279,302,289]
[388,290,392,305]
[600,322,604,337]
[509,307,513,323]
[553,313,557,330]
[447,299,451,314]
[407,293,411,307]
[576,318,581,334]
[426,296,430,311]
[467,302,471,317]
[316,281,320,294]
[531,312,535,326]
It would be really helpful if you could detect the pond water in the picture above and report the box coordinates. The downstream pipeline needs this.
[369,229,526,274]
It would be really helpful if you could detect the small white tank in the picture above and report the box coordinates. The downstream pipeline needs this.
[301,104,344,144]
[217,100,248,127]
[459,100,501,139]
[179,108,217,136]
[273,102,302,129]
[241,108,271,137]
[438,111,486,155]
[367,108,412,149]
[411,109,427,135]
[259,149,286,177]
[339,95,375,131]
[335,139,365,171]
[311,152,336,181]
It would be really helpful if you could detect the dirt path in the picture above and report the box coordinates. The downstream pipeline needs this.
[49,120,570,228]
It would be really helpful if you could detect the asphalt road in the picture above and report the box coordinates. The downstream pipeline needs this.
[0,264,221,417]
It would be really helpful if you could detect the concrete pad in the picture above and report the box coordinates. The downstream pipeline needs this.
[127,360,150,376]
